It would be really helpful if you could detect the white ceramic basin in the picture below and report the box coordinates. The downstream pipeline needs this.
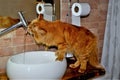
[6,51,67,80]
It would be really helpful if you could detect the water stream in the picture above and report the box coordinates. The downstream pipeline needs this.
[23,33,27,64]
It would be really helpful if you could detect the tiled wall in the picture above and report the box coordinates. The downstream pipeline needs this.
[0,0,109,73]
[0,28,40,73]
[61,0,109,60]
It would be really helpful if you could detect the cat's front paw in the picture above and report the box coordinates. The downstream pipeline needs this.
[69,64,76,68]
[78,69,85,73]
[69,61,80,68]
[69,64,78,68]
[55,51,65,61]
[45,47,48,51]
[55,56,64,61]
[70,64,86,73]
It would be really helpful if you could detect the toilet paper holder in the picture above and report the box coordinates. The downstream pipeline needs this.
[71,2,91,26]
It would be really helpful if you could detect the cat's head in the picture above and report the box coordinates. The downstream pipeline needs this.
[27,14,47,44]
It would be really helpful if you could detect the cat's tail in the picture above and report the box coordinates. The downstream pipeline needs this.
[89,44,104,70]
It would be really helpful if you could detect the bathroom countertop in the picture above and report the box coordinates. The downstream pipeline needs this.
[0,73,8,80]
[62,58,105,80]
[0,58,105,80]
[62,66,105,80]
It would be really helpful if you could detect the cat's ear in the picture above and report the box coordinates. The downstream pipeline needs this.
[38,14,44,20]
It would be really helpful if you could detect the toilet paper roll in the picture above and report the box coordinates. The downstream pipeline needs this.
[36,3,45,14]
[71,3,90,16]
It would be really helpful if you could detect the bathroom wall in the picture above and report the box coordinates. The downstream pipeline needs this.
[61,0,109,60]
[0,28,43,73]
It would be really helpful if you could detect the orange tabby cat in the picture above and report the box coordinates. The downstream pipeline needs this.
[0,16,19,28]
[27,14,104,73]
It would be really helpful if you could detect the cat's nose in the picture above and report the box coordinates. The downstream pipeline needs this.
[26,30,35,37]
[25,31,30,35]
[26,28,32,36]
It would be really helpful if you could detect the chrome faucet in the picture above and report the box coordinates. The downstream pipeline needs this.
[0,11,28,36]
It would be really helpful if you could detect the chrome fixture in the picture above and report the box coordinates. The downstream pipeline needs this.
[0,11,28,36]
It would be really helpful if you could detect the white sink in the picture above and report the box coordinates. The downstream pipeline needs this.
[6,51,67,80]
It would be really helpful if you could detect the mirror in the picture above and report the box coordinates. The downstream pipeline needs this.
[36,0,54,5]
[36,0,60,20]
[0,0,60,21]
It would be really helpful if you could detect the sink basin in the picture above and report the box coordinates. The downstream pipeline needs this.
[6,51,67,80]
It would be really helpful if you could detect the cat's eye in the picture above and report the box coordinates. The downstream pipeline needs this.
[39,28,47,35]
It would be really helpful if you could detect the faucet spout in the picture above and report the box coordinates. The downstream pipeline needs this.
[18,11,28,29]
[0,11,28,36]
